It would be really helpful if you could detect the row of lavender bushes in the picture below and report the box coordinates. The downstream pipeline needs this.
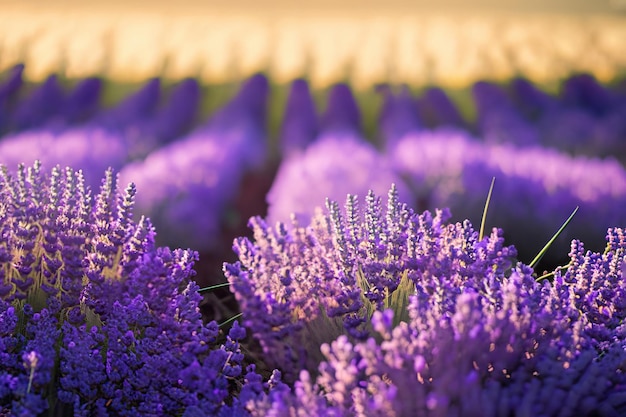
[1,63,626,415]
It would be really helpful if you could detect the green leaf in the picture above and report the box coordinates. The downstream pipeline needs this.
[386,270,415,326]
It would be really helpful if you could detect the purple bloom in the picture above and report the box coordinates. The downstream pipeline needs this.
[64,77,102,125]
[117,77,201,159]
[245,222,626,416]
[94,77,161,130]
[119,131,243,251]
[416,87,465,129]
[320,83,361,136]
[0,128,128,190]
[0,161,264,415]
[11,74,65,131]
[119,74,269,251]
[472,81,541,147]
[560,73,616,117]
[539,108,599,154]
[0,64,23,101]
[378,85,420,150]
[227,186,518,382]
[266,134,411,226]
[142,77,201,144]
[391,129,626,265]
[509,76,558,121]
[279,79,318,156]
[209,73,268,136]
[0,64,24,134]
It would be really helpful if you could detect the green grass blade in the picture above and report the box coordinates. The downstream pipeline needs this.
[219,312,243,328]
[529,206,579,269]
[198,282,231,293]
[479,177,496,241]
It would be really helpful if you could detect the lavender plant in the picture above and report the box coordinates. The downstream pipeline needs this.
[119,73,269,251]
[0,161,261,416]
[415,87,465,130]
[233,187,626,416]
[377,85,420,151]
[265,135,410,226]
[320,83,362,136]
[11,74,65,132]
[0,128,128,190]
[472,80,541,147]
[226,185,518,382]
[279,79,318,156]
[0,64,24,134]
[391,129,626,265]
[63,77,102,125]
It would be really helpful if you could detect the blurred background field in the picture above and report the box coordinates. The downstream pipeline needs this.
[1,0,625,87]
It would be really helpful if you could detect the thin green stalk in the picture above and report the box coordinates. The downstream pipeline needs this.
[479,177,496,241]
[529,206,579,269]
[198,282,231,293]
[536,262,571,282]
[219,312,243,328]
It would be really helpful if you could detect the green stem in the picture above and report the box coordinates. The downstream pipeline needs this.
[198,282,231,293]
[219,312,243,328]
[479,177,496,241]
[529,206,579,269]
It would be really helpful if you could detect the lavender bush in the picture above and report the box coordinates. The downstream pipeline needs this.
[0,128,128,190]
[377,85,421,150]
[10,75,65,132]
[0,161,263,416]
[0,64,25,134]
[266,136,410,226]
[227,185,517,381]
[416,87,466,130]
[229,186,626,416]
[391,129,626,264]
[268,81,410,226]
[119,73,269,251]
[279,79,318,156]
[472,81,541,147]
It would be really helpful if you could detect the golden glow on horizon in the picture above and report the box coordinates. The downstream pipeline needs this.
[0,6,624,88]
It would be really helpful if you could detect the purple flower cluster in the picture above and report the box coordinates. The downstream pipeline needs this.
[0,161,262,416]
[266,135,410,226]
[391,129,626,264]
[279,79,318,156]
[268,81,412,226]
[477,75,626,159]
[472,80,542,147]
[230,187,626,416]
[0,128,128,190]
[227,185,518,381]
[94,77,200,159]
[377,85,421,150]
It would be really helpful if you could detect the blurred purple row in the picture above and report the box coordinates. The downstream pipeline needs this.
[0,64,625,268]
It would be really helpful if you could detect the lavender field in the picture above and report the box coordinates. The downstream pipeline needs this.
[1,1,626,416]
